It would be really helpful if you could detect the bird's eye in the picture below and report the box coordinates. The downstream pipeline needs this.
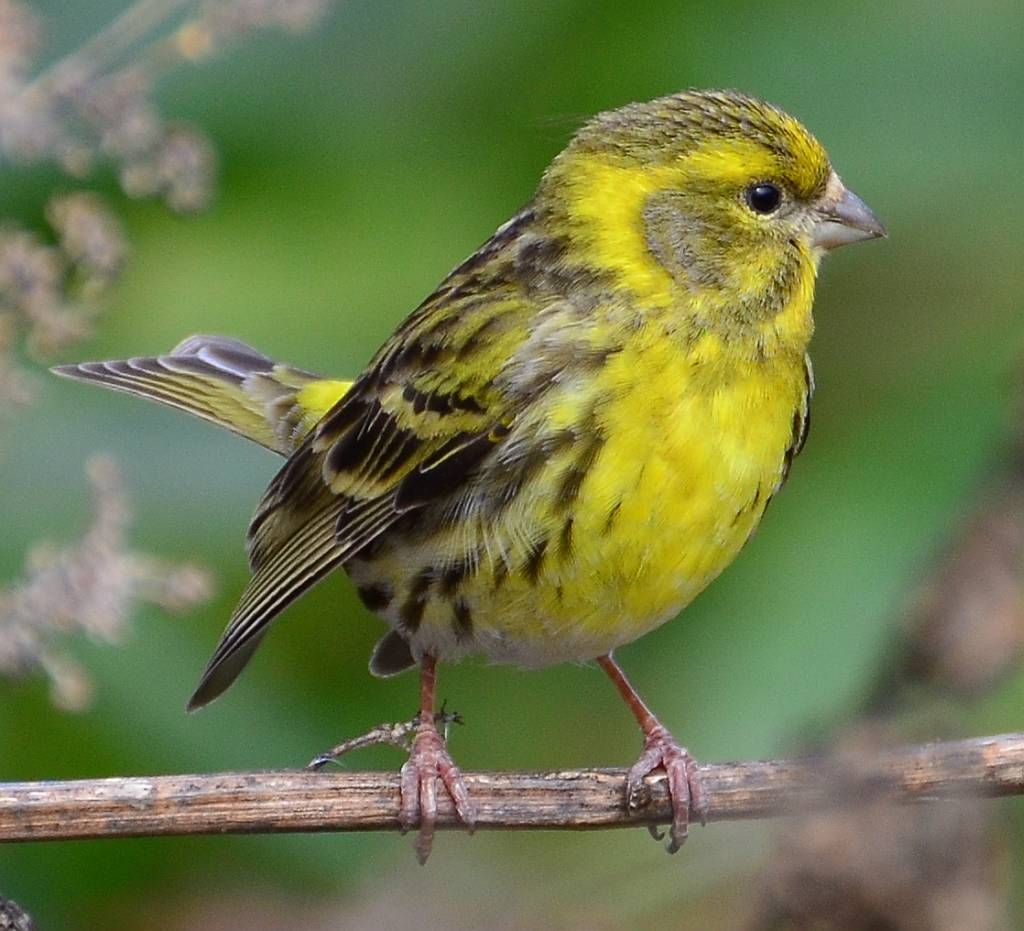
[745,182,782,215]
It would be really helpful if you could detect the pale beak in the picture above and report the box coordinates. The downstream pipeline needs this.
[812,181,887,251]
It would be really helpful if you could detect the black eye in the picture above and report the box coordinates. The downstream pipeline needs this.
[746,182,782,215]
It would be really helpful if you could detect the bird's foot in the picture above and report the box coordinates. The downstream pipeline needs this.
[626,724,706,853]
[400,716,476,864]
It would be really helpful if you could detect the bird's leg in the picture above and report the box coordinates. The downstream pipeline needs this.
[597,653,707,853]
[399,653,475,863]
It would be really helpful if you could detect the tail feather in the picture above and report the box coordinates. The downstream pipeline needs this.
[54,334,360,710]
[53,335,352,456]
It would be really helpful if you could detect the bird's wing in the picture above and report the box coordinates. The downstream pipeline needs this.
[53,335,352,456]
[188,263,553,708]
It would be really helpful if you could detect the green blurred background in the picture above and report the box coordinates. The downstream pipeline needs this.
[2,0,1023,927]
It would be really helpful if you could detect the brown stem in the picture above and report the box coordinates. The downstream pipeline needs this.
[27,0,195,93]
[0,733,1022,842]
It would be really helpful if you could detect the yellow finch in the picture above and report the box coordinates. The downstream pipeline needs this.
[55,89,885,861]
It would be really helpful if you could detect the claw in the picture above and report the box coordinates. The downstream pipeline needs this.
[313,655,474,862]
[400,718,476,863]
[626,724,703,853]
[596,654,707,853]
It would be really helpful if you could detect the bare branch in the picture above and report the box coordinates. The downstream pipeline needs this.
[1,733,1022,843]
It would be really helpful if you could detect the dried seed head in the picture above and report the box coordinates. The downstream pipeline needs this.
[47,192,127,280]
[155,124,217,213]
[0,457,214,711]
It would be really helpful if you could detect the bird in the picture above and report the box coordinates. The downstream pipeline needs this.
[54,89,885,862]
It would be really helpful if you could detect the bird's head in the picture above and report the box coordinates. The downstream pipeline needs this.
[539,89,885,321]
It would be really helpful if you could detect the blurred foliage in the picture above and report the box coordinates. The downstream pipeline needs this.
[1,0,1023,927]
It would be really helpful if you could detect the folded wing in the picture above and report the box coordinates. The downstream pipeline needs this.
[187,286,538,708]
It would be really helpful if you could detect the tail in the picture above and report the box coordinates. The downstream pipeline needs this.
[53,335,353,456]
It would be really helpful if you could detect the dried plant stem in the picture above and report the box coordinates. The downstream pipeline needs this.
[28,0,193,93]
[1,733,1022,842]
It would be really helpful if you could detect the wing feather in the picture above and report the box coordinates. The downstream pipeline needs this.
[188,208,585,707]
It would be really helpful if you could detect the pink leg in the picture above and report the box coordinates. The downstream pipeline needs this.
[598,654,706,852]
[399,653,475,863]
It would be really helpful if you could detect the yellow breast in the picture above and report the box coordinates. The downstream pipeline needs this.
[528,330,806,652]
[562,332,808,639]
[368,321,811,667]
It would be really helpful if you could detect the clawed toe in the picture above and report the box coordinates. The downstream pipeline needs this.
[400,720,476,864]
[626,725,704,853]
